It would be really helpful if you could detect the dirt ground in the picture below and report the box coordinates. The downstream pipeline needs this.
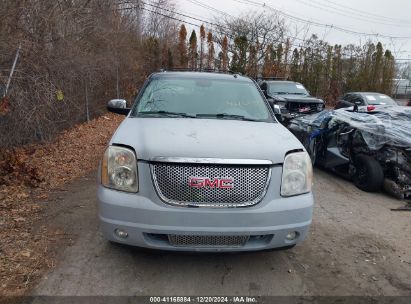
[24,168,411,296]
[0,114,124,296]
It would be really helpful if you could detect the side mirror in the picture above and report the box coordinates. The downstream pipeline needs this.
[267,98,277,110]
[272,104,284,122]
[353,101,361,112]
[273,104,281,115]
[107,99,130,115]
[267,97,276,109]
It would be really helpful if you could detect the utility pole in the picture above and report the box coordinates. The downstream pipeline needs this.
[85,80,90,122]
[4,44,21,97]
[116,65,120,98]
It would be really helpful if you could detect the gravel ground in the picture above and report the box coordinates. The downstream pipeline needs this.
[31,169,411,296]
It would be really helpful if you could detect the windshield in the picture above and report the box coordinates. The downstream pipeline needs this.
[363,93,397,105]
[132,76,272,121]
[268,82,309,95]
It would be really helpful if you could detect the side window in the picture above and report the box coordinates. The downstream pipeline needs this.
[352,95,364,105]
[343,94,352,102]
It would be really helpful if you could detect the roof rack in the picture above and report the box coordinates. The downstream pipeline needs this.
[160,68,235,74]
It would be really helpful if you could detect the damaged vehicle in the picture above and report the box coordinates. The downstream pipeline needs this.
[289,105,411,199]
[259,79,325,124]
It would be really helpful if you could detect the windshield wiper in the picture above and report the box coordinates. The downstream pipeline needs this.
[196,113,261,121]
[273,92,290,95]
[138,111,196,118]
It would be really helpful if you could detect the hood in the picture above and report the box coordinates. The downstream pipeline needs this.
[272,94,323,103]
[110,117,303,164]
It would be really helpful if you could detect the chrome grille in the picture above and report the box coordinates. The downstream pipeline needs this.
[168,235,249,247]
[151,163,270,207]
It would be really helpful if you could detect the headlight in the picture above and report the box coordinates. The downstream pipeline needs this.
[101,146,138,192]
[317,101,325,111]
[275,102,288,114]
[281,152,312,197]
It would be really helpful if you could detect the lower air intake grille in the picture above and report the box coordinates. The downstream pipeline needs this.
[168,235,249,247]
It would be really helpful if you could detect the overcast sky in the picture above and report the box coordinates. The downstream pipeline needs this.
[174,0,411,61]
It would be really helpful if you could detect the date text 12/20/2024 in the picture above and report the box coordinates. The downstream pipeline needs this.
[149,296,258,303]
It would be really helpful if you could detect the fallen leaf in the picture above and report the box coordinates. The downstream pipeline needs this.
[20,250,31,258]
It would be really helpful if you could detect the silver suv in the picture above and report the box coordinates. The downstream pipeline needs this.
[98,71,314,252]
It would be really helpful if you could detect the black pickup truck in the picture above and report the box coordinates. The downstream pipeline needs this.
[259,79,325,124]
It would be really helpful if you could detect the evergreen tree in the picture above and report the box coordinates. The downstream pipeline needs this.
[382,50,395,94]
[301,47,310,85]
[178,24,188,68]
[199,24,206,70]
[324,45,333,93]
[230,35,248,74]
[221,36,229,72]
[343,45,357,92]
[246,44,258,78]
[143,37,160,72]
[188,30,198,69]
[360,43,375,90]
[371,42,384,91]
[167,48,173,69]
[262,44,274,77]
[283,39,291,78]
[217,51,223,70]
[275,43,283,76]
[330,44,342,101]
[290,48,300,81]
[207,31,215,69]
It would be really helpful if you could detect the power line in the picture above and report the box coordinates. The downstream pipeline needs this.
[177,0,399,57]
[293,0,411,28]
[141,1,235,38]
[124,4,236,40]
[181,0,307,44]
[185,0,234,18]
[124,1,401,61]
[316,0,411,24]
[141,1,305,47]
[232,0,411,39]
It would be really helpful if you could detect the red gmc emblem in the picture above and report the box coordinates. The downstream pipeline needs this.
[188,177,234,189]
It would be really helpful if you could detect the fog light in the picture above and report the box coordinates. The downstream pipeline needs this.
[115,228,128,239]
[286,231,298,240]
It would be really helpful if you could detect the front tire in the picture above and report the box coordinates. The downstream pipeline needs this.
[353,154,384,192]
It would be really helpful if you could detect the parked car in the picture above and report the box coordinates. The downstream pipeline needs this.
[335,92,397,109]
[289,105,411,199]
[259,79,325,124]
[98,71,314,252]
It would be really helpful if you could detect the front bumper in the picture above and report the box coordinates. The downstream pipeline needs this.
[97,182,314,252]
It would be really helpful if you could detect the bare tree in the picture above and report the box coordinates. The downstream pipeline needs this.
[0,0,179,147]
[213,11,286,70]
